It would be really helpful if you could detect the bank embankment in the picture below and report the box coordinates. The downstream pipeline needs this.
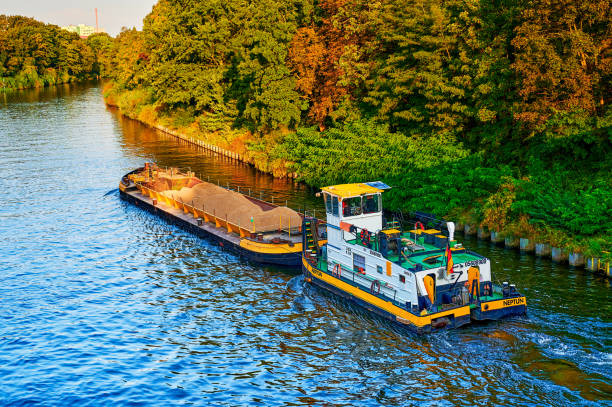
[103,82,296,179]
[0,72,95,92]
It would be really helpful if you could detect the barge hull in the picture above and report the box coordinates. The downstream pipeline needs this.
[120,186,301,267]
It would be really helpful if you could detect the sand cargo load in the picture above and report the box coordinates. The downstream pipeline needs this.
[120,163,324,266]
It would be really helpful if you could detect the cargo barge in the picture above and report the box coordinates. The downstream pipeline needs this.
[120,163,323,266]
[301,182,527,333]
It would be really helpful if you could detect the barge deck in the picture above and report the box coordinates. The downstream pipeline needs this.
[120,165,319,267]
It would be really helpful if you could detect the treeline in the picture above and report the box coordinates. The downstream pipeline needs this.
[0,15,112,90]
[102,0,611,257]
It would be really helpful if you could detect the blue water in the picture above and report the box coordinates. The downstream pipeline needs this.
[0,83,610,406]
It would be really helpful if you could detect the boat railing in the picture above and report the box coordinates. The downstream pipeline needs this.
[330,262,400,303]
[135,181,304,238]
[136,165,320,220]
[464,249,485,259]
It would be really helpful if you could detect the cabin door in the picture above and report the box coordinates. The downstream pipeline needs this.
[467,266,480,298]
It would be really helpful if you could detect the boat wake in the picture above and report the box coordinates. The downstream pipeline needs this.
[103,188,118,197]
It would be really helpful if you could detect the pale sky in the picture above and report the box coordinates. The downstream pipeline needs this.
[2,0,158,37]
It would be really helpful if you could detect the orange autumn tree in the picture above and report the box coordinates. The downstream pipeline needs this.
[511,0,611,133]
[288,0,378,130]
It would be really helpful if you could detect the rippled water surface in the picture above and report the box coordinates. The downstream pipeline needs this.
[0,83,610,406]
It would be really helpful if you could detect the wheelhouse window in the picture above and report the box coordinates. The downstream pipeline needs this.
[362,194,381,214]
[324,193,332,213]
[332,196,339,216]
[342,196,362,217]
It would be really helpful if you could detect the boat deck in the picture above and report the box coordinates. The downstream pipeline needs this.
[346,230,483,270]
[125,187,242,244]
[125,187,302,245]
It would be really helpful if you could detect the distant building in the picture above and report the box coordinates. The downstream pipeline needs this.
[61,24,104,39]
[61,24,79,34]
[78,24,95,37]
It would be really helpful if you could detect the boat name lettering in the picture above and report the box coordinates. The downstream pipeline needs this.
[346,247,352,256]
[503,297,525,307]
[311,268,323,278]
[457,259,488,268]
[369,249,382,258]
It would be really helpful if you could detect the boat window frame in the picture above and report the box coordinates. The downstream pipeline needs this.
[324,193,332,214]
[342,196,362,217]
[332,195,339,216]
[362,193,381,214]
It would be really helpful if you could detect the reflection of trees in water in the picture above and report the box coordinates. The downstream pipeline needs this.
[1,81,99,105]
[112,106,323,213]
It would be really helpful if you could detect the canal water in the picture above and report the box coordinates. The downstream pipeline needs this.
[0,83,610,406]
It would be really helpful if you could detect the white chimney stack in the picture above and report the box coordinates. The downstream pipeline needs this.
[447,221,455,242]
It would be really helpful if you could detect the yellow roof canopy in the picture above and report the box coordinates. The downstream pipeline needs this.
[321,183,383,199]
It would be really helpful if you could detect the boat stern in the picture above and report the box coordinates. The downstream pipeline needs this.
[471,295,527,321]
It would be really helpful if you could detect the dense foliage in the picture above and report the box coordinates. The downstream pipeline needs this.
[101,0,610,255]
[0,15,107,89]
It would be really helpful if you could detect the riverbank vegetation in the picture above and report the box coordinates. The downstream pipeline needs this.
[104,0,610,258]
[0,15,110,90]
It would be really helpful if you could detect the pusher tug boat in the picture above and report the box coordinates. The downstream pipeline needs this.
[120,163,324,266]
[301,182,526,333]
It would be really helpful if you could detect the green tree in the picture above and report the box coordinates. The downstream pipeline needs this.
[363,0,474,138]
[0,15,101,89]
[87,33,114,77]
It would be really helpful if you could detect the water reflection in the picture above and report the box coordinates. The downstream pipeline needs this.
[0,80,102,106]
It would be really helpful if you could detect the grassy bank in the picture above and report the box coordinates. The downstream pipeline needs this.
[280,122,611,262]
[103,82,295,177]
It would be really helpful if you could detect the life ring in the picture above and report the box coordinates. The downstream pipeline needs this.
[360,229,370,246]
[371,279,381,294]
[415,221,425,231]
[332,263,341,278]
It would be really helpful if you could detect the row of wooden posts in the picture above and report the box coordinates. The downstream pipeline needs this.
[154,124,299,178]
